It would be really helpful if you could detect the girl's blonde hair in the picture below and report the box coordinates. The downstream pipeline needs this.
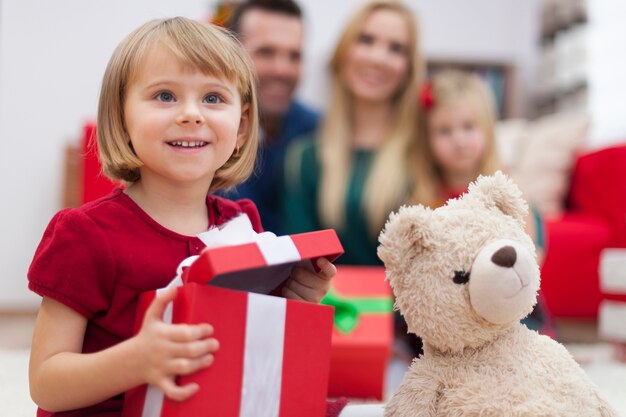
[97,17,259,191]
[411,70,501,207]
[318,0,422,236]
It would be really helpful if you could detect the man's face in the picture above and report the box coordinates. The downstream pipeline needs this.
[239,9,303,118]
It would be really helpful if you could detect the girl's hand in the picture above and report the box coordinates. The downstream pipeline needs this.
[283,257,336,303]
[133,287,219,401]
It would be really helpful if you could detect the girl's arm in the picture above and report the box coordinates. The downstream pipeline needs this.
[29,287,218,412]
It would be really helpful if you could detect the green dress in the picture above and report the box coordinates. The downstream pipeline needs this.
[283,136,382,265]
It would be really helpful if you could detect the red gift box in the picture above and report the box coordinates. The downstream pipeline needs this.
[123,229,343,417]
[322,266,393,400]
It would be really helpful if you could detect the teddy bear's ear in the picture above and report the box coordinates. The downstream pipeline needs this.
[467,171,528,225]
[378,204,435,266]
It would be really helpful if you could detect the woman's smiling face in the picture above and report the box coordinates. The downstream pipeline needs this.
[342,8,411,105]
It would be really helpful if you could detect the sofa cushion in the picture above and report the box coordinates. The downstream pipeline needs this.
[514,111,589,218]
[567,144,626,247]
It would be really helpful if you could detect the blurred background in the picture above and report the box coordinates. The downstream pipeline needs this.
[1,0,625,309]
[1,0,626,414]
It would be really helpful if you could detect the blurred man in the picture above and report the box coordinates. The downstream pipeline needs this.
[225,0,319,234]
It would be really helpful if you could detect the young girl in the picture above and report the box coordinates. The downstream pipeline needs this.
[27,17,337,416]
[411,69,500,208]
[411,69,553,336]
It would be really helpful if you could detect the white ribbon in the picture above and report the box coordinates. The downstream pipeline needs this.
[257,235,301,266]
[198,214,277,249]
[141,286,173,417]
[240,293,286,417]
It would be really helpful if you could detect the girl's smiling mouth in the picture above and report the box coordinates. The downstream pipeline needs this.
[166,140,209,148]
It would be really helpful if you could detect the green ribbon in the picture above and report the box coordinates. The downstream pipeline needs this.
[321,288,393,334]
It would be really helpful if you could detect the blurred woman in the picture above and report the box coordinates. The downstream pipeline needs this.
[283,0,422,265]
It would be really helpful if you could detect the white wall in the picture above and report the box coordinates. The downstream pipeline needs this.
[587,0,626,149]
[0,0,212,309]
[0,0,539,309]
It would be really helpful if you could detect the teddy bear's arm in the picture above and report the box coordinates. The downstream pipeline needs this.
[384,370,441,417]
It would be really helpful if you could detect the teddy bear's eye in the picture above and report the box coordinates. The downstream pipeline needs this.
[453,270,470,284]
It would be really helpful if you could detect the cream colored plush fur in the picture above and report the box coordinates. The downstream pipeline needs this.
[378,172,617,417]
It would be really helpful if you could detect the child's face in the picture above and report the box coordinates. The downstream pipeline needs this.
[123,43,248,187]
[343,9,410,105]
[427,102,487,178]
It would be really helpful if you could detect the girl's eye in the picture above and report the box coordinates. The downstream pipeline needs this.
[156,92,174,102]
[204,94,222,104]
[436,126,451,137]
[357,33,374,45]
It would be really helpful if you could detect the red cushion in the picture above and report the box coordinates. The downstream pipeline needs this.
[541,213,611,318]
[568,144,626,247]
[82,122,117,204]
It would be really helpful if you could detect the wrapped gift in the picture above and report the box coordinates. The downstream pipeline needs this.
[185,226,344,294]
[123,217,343,417]
[599,249,626,342]
[322,266,393,400]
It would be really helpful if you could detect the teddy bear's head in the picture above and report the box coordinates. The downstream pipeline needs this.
[378,172,540,353]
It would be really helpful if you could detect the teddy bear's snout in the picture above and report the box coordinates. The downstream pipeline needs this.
[491,246,517,268]
[469,239,538,324]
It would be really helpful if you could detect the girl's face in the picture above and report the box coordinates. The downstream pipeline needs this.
[427,101,487,179]
[123,43,248,187]
[342,9,410,105]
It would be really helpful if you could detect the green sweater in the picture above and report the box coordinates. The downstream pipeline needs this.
[283,136,383,265]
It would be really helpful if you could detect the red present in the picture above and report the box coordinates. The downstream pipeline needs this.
[123,228,344,417]
[322,266,393,400]
[124,284,334,417]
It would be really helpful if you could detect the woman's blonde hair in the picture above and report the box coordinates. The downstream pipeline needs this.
[97,17,259,191]
[318,0,422,236]
[411,70,501,207]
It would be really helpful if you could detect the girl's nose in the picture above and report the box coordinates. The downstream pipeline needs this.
[177,103,205,125]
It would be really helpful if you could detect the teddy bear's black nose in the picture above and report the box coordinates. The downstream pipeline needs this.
[491,245,517,268]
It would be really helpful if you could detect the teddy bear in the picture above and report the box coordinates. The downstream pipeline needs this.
[378,172,617,417]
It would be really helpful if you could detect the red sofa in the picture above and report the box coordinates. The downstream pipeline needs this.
[540,144,626,319]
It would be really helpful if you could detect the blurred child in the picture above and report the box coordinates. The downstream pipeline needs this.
[411,70,500,208]
[411,69,554,336]
[27,17,337,416]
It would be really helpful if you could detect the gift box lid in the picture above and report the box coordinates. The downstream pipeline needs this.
[183,229,344,295]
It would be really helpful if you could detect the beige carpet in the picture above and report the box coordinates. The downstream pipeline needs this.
[1,343,625,416]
